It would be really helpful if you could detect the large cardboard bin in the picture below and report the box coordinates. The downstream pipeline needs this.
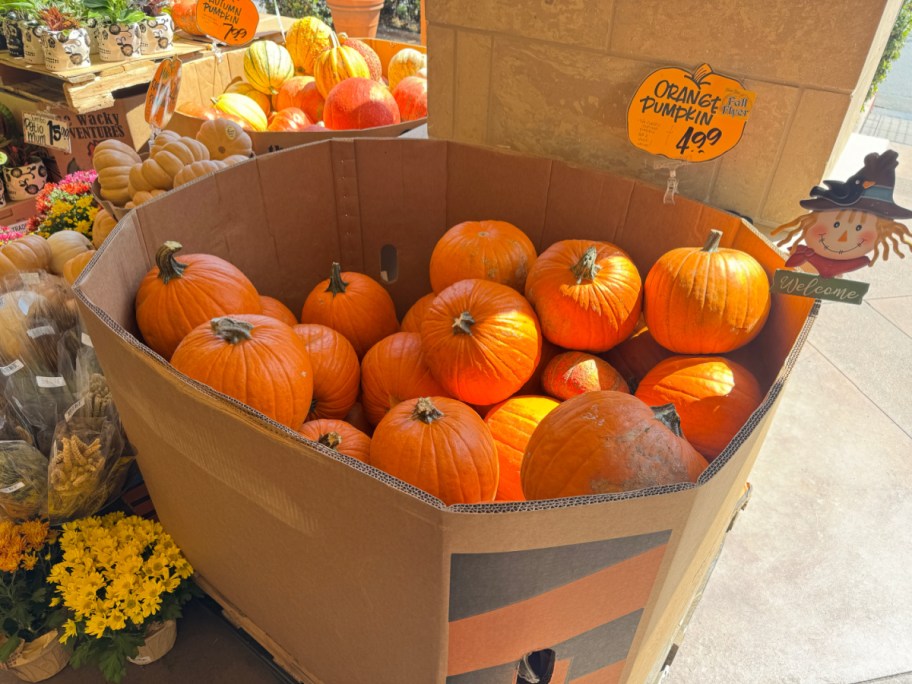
[74,139,816,684]
[167,39,427,154]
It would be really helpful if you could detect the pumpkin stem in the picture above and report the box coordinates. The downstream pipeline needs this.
[412,397,444,424]
[702,230,723,253]
[452,311,475,335]
[691,63,713,86]
[570,246,601,284]
[329,30,340,49]
[652,403,684,438]
[325,262,349,297]
[318,431,342,450]
[156,241,187,284]
[210,317,254,344]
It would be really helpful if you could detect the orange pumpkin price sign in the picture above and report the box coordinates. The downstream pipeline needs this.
[145,57,183,131]
[195,0,258,46]
[627,63,756,163]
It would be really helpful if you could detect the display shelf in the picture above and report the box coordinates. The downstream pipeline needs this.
[0,195,36,228]
[0,15,294,114]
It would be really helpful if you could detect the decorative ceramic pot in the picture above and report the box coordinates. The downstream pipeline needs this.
[19,21,45,65]
[2,161,48,201]
[0,631,72,682]
[97,21,140,61]
[0,176,7,207]
[127,620,177,665]
[138,14,173,54]
[84,17,100,55]
[5,13,25,58]
[43,27,90,71]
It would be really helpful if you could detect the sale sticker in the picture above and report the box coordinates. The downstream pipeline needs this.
[627,63,755,163]
[196,0,259,46]
[145,56,182,129]
[23,111,71,153]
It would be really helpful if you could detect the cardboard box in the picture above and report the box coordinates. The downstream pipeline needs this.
[167,38,427,154]
[0,87,151,175]
[73,139,816,684]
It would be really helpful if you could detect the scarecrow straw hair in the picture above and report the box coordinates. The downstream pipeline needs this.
[771,210,912,266]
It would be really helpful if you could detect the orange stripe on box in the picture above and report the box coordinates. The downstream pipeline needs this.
[447,545,665,676]
[551,658,571,684]
[571,659,626,684]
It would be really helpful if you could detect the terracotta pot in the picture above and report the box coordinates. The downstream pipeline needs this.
[2,161,48,201]
[127,619,177,665]
[0,631,72,682]
[325,0,383,38]
[419,0,426,45]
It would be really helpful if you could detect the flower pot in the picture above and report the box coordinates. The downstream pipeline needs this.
[98,22,140,62]
[20,21,45,65]
[43,27,91,71]
[127,619,176,665]
[84,17,100,55]
[0,176,7,207]
[5,14,24,58]
[2,161,48,201]
[138,15,173,55]
[0,631,72,682]
[325,0,384,38]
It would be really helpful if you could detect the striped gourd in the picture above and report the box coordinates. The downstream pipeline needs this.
[313,32,370,99]
[388,48,427,91]
[226,81,272,117]
[285,16,334,75]
[243,40,294,96]
[211,93,268,132]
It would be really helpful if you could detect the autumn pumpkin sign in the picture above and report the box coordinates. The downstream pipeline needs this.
[627,63,755,162]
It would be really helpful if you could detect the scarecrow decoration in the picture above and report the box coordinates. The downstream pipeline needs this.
[770,149,912,303]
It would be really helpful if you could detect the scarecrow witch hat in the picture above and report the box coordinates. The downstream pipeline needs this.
[800,149,912,220]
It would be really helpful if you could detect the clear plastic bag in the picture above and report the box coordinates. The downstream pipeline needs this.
[0,395,34,446]
[48,416,126,524]
[0,440,48,521]
[2,361,76,457]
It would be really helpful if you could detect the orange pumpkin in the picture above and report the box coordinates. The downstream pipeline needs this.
[429,220,537,293]
[293,324,360,421]
[274,75,315,110]
[542,351,629,400]
[485,396,560,501]
[516,337,561,395]
[259,295,298,326]
[360,332,446,426]
[344,401,373,436]
[400,293,435,333]
[299,262,399,358]
[392,76,428,122]
[644,230,771,354]
[177,102,219,120]
[420,279,542,406]
[525,240,642,352]
[369,396,498,505]
[63,250,96,285]
[634,355,763,461]
[313,32,371,99]
[521,392,708,499]
[323,78,400,130]
[135,241,262,359]
[601,319,674,392]
[299,418,370,462]
[267,107,312,131]
[170,315,313,430]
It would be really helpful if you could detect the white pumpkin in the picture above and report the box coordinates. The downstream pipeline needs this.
[46,231,93,275]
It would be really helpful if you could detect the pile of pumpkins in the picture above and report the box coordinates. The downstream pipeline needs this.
[177,20,427,133]
[93,118,254,210]
[0,230,97,286]
[133,222,772,505]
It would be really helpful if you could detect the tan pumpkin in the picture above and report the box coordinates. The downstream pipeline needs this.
[128,138,211,194]
[222,154,250,166]
[93,139,141,206]
[92,208,117,249]
[1,234,52,272]
[47,231,93,275]
[173,159,227,188]
[0,249,17,278]
[196,118,253,161]
[150,130,181,155]
[63,250,96,285]
[125,189,167,209]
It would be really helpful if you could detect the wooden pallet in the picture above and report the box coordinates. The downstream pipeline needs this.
[0,15,294,113]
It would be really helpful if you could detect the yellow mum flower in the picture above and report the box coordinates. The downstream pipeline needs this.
[61,619,78,642]
[106,609,127,632]
[19,520,48,550]
[21,552,38,570]
[85,613,107,639]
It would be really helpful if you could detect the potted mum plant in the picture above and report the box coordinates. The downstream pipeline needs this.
[0,137,49,202]
[84,0,144,61]
[47,512,197,683]
[38,5,90,71]
[0,520,69,683]
[136,0,172,54]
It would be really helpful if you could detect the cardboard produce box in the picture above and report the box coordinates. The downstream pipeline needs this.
[167,39,427,154]
[74,139,815,684]
[0,88,151,176]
